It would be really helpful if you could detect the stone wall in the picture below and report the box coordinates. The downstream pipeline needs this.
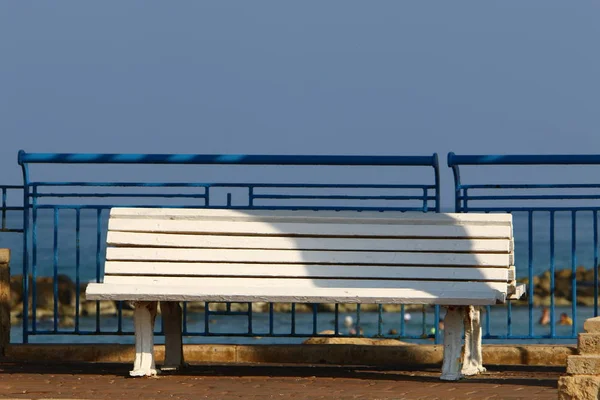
[558,317,600,399]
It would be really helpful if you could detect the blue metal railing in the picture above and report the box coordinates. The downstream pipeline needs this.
[0,185,24,233]
[17,150,441,343]
[448,153,600,341]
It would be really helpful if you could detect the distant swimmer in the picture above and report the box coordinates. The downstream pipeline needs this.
[558,312,573,326]
[538,307,550,326]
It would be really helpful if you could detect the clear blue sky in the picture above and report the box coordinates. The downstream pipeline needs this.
[1,1,599,206]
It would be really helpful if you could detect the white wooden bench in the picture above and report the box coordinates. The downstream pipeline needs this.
[86,208,524,380]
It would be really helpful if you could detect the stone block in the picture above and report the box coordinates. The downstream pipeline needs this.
[584,317,600,333]
[567,355,600,375]
[579,333,600,354]
[558,375,600,400]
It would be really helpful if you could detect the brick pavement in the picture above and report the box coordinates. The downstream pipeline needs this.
[0,362,561,400]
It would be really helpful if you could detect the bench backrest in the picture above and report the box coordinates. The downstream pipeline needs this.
[103,208,516,303]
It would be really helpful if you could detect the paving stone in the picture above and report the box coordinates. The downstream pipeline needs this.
[0,361,561,400]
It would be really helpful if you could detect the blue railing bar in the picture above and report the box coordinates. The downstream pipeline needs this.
[248,302,253,334]
[448,153,600,166]
[334,304,339,335]
[269,303,274,335]
[30,182,435,189]
[420,306,427,337]
[312,304,318,335]
[507,301,512,337]
[434,305,440,344]
[481,335,577,340]
[31,182,212,188]
[249,183,435,189]
[399,305,406,336]
[356,304,361,336]
[1,188,6,230]
[571,211,577,336]
[204,311,249,316]
[204,303,210,335]
[31,193,208,199]
[26,330,451,339]
[485,305,491,338]
[31,186,38,334]
[458,194,600,201]
[528,211,534,337]
[52,209,59,333]
[0,185,24,189]
[459,183,600,190]
[19,151,439,167]
[20,161,30,343]
[550,211,556,338]
[291,303,296,335]
[594,211,599,317]
[0,206,25,211]
[433,153,440,213]
[29,204,435,212]
[95,209,102,333]
[377,304,383,337]
[182,303,188,335]
[252,194,436,200]
[461,207,600,212]
[75,210,81,333]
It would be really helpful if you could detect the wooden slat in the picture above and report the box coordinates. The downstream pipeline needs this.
[106,247,512,266]
[110,208,513,225]
[108,219,512,239]
[104,261,510,281]
[100,275,509,293]
[107,231,512,253]
[86,282,505,305]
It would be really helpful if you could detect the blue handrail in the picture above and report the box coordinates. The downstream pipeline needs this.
[19,151,438,166]
[448,153,600,166]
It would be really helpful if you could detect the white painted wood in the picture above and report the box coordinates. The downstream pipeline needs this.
[130,301,158,377]
[160,302,184,371]
[104,262,510,281]
[86,282,506,305]
[106,247,511,267]
[100,276,509,293]
[440,307,465,381]
[110,208,513,224]
[507,283,526,300]
[107,231,512,253]
[108,219,512,239]
[461,306,486,376]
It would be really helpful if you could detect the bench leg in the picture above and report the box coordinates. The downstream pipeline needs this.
[160,301,185,371]
[440,306,464,381]
[130,301,158,377]
[461,306,486,376]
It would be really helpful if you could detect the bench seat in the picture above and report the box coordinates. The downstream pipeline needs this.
[86,208,523,380]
